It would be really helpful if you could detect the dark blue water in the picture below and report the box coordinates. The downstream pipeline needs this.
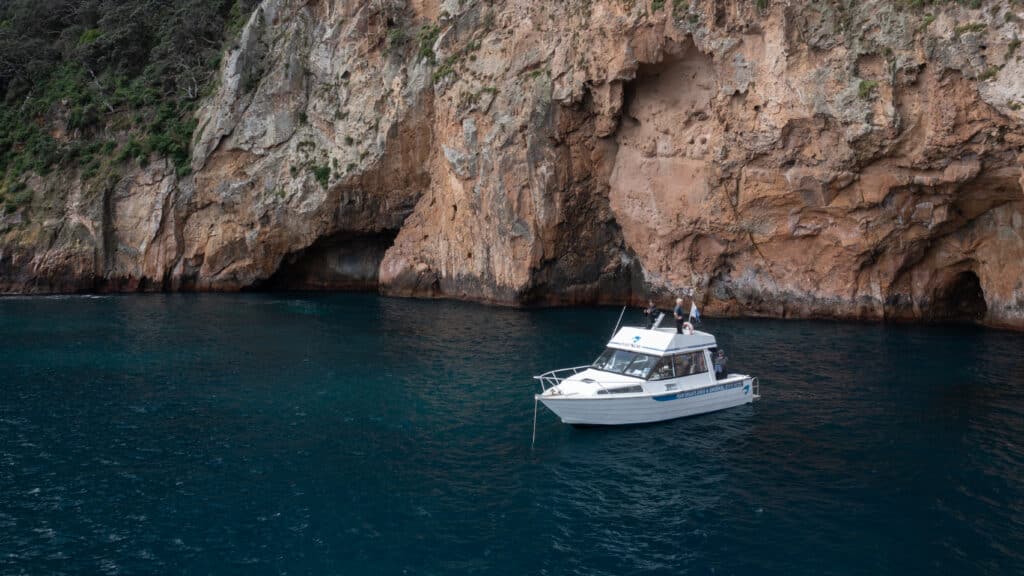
[2,294,1023,575]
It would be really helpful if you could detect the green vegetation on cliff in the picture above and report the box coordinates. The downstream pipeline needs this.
[0,0,258,205]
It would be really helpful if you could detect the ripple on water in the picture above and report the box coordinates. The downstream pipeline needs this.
[0,295,1022,575]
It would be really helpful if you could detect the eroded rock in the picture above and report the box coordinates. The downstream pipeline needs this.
[2,0,1023,329]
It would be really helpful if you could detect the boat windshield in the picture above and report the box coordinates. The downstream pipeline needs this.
[592,348,659,379]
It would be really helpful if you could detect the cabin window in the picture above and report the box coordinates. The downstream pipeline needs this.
[624,354,658,378]
[693,351,707,374]
[592,348,658,378]
[596,385,644,395]
[672,351,708,376]
[593,348,640,373]
[592,348,706,380]
[649,357,675,381]
[672,354,692,376]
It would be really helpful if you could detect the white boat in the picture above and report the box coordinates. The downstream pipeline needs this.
[533,324,759,426]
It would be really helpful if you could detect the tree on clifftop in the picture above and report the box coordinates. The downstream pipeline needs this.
[0,0,258,196]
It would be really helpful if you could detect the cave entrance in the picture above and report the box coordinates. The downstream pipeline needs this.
[257,230,399,291]
[930,271,987,323]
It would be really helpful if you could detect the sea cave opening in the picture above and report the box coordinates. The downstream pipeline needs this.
[929,270,988,323]
[255,230,399,291]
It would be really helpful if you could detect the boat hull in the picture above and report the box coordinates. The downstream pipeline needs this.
[537,376,756,426]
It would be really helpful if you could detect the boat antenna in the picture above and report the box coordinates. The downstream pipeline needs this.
[611,305,627,339]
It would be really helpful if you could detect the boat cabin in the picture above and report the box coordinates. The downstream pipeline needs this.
[536,326,728,398]
[594,326,718,384]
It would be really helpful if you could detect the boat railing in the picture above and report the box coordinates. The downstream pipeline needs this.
[534,365,592,393]
[533,366,646,394]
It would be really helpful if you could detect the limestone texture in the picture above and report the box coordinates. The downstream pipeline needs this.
[2,0,1024,328]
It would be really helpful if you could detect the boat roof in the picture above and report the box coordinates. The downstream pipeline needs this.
[608,326,717,356]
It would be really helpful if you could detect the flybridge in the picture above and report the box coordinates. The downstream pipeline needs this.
[607,326,716,355]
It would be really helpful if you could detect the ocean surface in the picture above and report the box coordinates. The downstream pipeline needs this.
[1,294,1022,575]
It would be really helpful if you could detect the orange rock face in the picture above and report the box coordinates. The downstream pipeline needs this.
[2,0,1023,328]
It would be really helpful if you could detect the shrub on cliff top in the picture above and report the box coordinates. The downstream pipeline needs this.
[0,0,260,183]
[0,180,33,213]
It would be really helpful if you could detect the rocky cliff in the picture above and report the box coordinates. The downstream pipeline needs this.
[2,0,1023,328]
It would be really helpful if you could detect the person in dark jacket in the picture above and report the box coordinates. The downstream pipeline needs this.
[714,349,728,380]
[642,299,658,329]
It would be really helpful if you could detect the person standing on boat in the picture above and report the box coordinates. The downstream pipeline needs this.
[643,299,658,329]
[714,350,728,380]
[673,298,686,333]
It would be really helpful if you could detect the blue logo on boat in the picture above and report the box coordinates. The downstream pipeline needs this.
[632,335,641,345]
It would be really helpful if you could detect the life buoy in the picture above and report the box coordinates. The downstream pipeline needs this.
[683,322,695,335]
